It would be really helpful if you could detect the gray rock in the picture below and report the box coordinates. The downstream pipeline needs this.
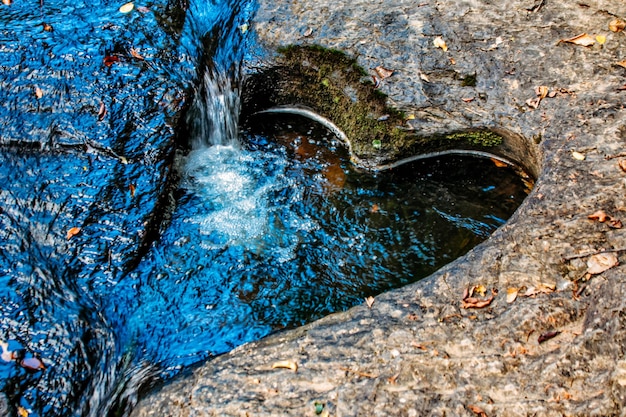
[131,0,626,416]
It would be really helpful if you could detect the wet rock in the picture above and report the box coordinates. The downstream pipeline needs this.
[131,0,626,416]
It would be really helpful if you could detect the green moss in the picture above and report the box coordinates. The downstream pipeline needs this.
[445,131,503,147]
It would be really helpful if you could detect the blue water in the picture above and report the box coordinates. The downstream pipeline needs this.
[0,1,529,416]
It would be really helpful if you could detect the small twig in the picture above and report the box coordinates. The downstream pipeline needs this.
[562,247,626,261]
[605,152,626,160]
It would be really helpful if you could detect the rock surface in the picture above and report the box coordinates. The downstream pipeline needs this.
[131,0,626,416]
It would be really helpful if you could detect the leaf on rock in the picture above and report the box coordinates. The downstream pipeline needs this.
[619,159,626,173]
[468,404,488,417]
[559,33,596,47]
[535,85,549,99]
[98,102,107,121]
[571,151,585,160]
[506,287,519,303]
[365,296,375,308]
[462,289,495,309]
[119,2,134,13]
[104,55,120,67]
[595,35,606,45]
[586,252,618,275]
[375,65,394,80]
[588,210,610,223]
[538,330,561,344]
[523,283,555,297]
[271,360,298,372]
[609,18,625,33]
[617,60,626,69]
[66,227,81,240]
[130,48,144,60]
[433,36,448,52]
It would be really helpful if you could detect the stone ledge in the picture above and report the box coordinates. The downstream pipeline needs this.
[131,0,626,415]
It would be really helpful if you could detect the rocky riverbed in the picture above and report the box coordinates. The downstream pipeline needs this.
[131,0,626,416]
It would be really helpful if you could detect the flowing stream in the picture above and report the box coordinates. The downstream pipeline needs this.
[0,1,529,416]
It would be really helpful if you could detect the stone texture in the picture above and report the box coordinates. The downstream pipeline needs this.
[131,0,626,416]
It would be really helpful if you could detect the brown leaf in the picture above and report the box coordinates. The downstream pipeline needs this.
[468,404,488,417]
[98,102,107,121]
[374,66,394,80]
[538,330,561,344]
[617,60,626,69]
[559,33,596,47]
[588,210,610,223]
[586,252,619,275]
[130,48,144,60]
[618,159,626,172]
[2,0,11,5]
[490,158,508,168]
[526,97,541,109]
[42,23,53,32]
[609,219,623,229]
[462,293,494,309]
[66,227,81,240]
[103,55,120,67]
[129,184,136,197]
[523,283,555,297]
[609,18,625,33]
[365,296,375,308]
[17,406,28,417]
[461,97,475,103]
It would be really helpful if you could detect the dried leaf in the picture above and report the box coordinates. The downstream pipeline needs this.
[365,296,375,308]
[617,60,626,69]
[239,23,249,34]
[468,404,488,417]
[17,407,28,417]
[490,158,508,168]
[474,284,487,297]
[129,184,136,197]
[523,283,555,297]
[433,36,448,52]
[130,48,144,60]
[588,210,610,223]
[572,151,586,160]
[375,65,394,80]
[526,97,541,109]
[98,102,107,121]
[42,23,53,32]
[0,341,12,362]
[538,330,561,344]
[560,33,596,47]
[462,294,494,309]
[119,2,134,13]
[609,219,623,229]
[34,86,43,99]
[20,357,45,372]
[103,55,120,67]
[609,18,625,33]
[586,252,619,275]
[272,360,298,372]
[535,85,549,99]
[506,287,519,303]
[461,97,475,103]
[303,27,313,37]
[595,35,606,45]
[419,72,430,82]
[618,159,626,172]
[66,227,81,240]
[2,0,11,5]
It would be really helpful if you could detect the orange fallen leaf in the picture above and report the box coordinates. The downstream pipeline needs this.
[586,252,618,275]
[490,158,508,168]
[588,210,610,223]
[130,48,144,60]
[461,97,475,103]
[17,406,28,417]
[104,55,120,67]
[618,159,626,172]
[370,204,379,213]
[617,60,626,69]
[129,184,136,197]
[609,18,625,33]
[559,33,596,47]
[538,330,561,344]
[374,65,394,80]
[468,404,488,417]
[34,86,43,99]
[2,0,11,5]
[536,85,549,99]
[66,227,81,240]
[462,289,495,309]
[42,23,53,32]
